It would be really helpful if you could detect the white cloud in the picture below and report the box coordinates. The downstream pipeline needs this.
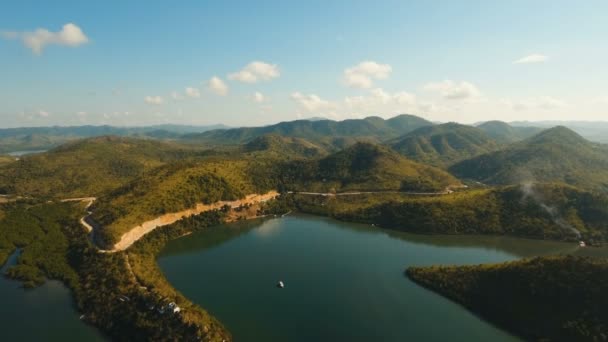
[207,76,229,96]
[344,88,418,110]
[144,95,164,105]
[291,92,335,112]
[76,111,87,117]
[591,96,608,104]
[537,96,566,109]
[501,96,566,111]
[513,54,548,64]
[171,91,183,101]
[424,80,481,100]
[38,110,50,117]
[228,61,280,83]
[1,23,89,55]
[343,61,392,89]
[394,91,417,106]
[185,87,201,98]
[252,92,265,103]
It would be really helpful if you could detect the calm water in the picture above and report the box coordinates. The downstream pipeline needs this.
[0,251,104,341]
[7,149,47,156]
[158,214,585,342]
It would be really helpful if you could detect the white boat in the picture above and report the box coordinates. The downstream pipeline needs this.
[277,281,285,288]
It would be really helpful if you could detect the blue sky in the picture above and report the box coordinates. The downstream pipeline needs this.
[1,0,607,127]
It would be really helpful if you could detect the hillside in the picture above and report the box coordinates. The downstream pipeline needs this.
[243,134,329,158]
[450,127,608,191]
[0,136,198,198]
[182,114,433,146]
[89,155,279,247]
[510,120,608,144]
[389,123,498,167]
[279,142,460,193]
[291,183,608,242]
[406,256,608,341]
[477,121,542,144]
[0,155,15,166]
[0,124,227,153]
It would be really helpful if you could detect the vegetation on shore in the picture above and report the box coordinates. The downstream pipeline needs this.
[406,256,608,341]
[1,200,232,341]
[278,183,608,242]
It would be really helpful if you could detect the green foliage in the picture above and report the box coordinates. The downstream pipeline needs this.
[450,126,608,192]
[0,136,200,198]
[286,184,608,242]
[0,201,82,288]
[406,256,608,341]
[476,121,542,144]
[90,157,276,247]
[0,124,226,153]
[0,199,231,341]
[278,142,460,193]
[243,134,329,158]
[0,155,15,166]
[389,122,499,167]
[182,114,433,146]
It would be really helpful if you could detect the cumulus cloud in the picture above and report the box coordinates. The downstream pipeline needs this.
[291,92,335,112]
[513,54,548,64]
[252,92,265,103]
[345,88,418,110]
[424,80,481,100]
[207,76,229,96]
[343,61,392,88]
[171,91,184,101]
[185,87,201,98]
[228,61,280,83]
[144,95,164,105]
[501,96,566,111]
[1,23,89,54]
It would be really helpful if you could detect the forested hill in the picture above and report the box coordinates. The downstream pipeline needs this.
[389,122,499,167]
[279,142,459,193]
[407,256,608,341]
[0,136,196,197]
[181,114,433,145]
[476,120,543,144]
[449,126,608,191]
[0,124,226,153]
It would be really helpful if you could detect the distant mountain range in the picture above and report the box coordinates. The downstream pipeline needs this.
[509,120,608,143]
[450,126,608,191]
[389,123,499,167]
[0,124,228,153]
[181,114,434,146]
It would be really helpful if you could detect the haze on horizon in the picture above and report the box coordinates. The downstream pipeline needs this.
[1,0,607,128]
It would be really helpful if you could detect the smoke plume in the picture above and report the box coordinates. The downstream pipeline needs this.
[520,182,581,239]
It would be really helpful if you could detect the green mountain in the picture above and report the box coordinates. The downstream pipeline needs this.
[182,114,433,146]
[449,126,608,191]
[407,256,608,341]
[510,120,608,144]
[0,124,227,153]
[389,123,498,167]
[0,136,196,197]
[243,134,328,158]
[280,142,460,193]
[477,121,543,144]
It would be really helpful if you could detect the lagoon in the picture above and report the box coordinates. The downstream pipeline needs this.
[158,214,581,341]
